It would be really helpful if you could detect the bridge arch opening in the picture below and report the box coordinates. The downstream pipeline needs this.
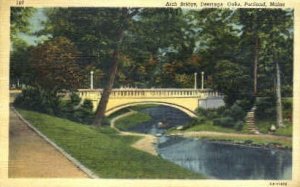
[105,101,198,118]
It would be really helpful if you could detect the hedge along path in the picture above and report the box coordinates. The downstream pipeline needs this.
[9,107,90,178]
[110,110,158,156]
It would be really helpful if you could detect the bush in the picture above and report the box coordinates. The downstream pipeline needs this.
[229,103,246,121]
[15,89,95,125]
[282,98,292,111]
[195,108,221,120]
[195,107,208,117]
[60,98,94,124]
[14,87,60,115]
[180,117,206,130]
[255,97,276,120]
[235,98,254,111]
[213,117,235,128]
[234,120,244,131]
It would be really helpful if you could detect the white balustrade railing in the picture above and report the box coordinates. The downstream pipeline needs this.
[78,88,222,99]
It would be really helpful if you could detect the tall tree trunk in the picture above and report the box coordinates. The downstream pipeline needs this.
[275,61,284,128]
[253,36,259,97]
[92,30,125,126]
[92,8,139,127]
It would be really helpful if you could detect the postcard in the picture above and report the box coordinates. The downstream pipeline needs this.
[0,0,299,186]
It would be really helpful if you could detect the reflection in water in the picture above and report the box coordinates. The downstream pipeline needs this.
[158,137,292,179]
[123,105,292,179]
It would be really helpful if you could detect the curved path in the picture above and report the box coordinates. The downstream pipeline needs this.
[110,111,158,156]
[9,107,89,178]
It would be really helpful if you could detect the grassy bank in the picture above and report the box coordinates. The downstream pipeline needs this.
[176,132,292,149]
[115,112,151,131]
[17,108,205,179]
[168,121,292,149]
[182,121,239,133]
[256,120,292,137]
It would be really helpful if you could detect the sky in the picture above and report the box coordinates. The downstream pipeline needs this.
[18,8,48,46]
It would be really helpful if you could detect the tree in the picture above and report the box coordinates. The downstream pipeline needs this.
[11,7,35,42]
[213,60,251,106]
[10,40,33,88]
[29,37,83,92]
[238,9,293,127]
[43,8,192,126]
[10,7,35,87]
[91,8,140,126]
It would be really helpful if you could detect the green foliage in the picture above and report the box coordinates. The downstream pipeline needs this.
[180,117,206,130]
[29,37,83,92]
[256,120,292,137]
[107,108,131,120]
[228,103,246,121]
[213,60,251,105]
[234,121,244,131]
[214,102,246,130]
[14,87,60,115]
[11,7,35,39]
[11,8,293,129]
[196,107,220,120]
[15,90,94,124]
[182,121,238,133]
[59,94,94,124]
[213,117,235,128]
[255,97,276,120]
[195,103,246,131]
[17,109,204,178]
[274,123,293,136]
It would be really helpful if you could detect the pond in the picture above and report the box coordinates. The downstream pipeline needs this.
[124,105,292,179]
[157,136,292,179]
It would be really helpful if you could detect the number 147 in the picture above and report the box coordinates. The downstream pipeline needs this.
[16,0,24,5]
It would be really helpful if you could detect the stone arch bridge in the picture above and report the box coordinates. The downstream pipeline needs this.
[78,88,224,117]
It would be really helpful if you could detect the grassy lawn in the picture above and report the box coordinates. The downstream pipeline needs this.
[191,135,292,149]
[107,108,130,121]
[17,108,204,179]
[167,121,292,149]
[115,112,151,131]
[184,121,239,133]
[167,119,244,135]
[256,120,292,137]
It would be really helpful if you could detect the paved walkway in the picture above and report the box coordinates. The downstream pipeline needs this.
[9,107,89,178]
[110,111,158,156]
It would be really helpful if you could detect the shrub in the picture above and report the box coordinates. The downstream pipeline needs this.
[282,98,292,111]
[213,117,235,128]
[235,97,254,111]
[195,108,221,120]
[255,97,276,120]
[234,120,244,131]
[229,103,246,121]
[59,98,94,124]
[180,117,206,130]
[216,106,226,115]
[195,107,208,117]
[14,87,60,115]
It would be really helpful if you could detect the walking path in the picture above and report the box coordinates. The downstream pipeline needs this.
[110,111,158,156]
[9,107,89,178]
